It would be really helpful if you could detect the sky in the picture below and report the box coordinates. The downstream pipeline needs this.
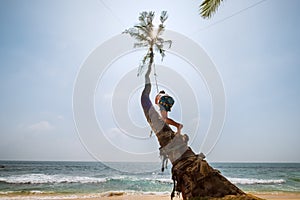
[0,0,299,163]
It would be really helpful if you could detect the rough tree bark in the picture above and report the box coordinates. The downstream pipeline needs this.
[140,49,262,200]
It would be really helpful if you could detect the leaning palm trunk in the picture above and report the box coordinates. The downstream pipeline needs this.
[140,58,261,200]
[126,11,262,200]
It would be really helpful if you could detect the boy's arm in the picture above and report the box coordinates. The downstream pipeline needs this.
[161,110,183,132]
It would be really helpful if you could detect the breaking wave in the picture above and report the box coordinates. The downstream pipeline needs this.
[0,174,286,186]
[228,177,286,185]
[0,174,107,184]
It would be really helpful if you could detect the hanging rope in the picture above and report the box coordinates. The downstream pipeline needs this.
[153,63,159,93]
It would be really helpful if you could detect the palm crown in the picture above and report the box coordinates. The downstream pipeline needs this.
[123,11,172,76]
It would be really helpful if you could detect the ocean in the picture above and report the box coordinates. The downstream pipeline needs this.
[0,161,299,197]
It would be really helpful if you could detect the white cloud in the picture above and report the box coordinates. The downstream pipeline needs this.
[28,121,55,132]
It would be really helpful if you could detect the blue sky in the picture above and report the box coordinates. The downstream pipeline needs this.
[0,0,299,162]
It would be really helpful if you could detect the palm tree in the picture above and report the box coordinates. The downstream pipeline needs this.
[199,0,224,19]
[123,11,260,200]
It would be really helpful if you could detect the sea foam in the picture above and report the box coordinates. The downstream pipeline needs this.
[228,177,286,185]
[0,174,107,184]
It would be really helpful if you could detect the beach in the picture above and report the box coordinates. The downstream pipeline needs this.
[2,192,300,200]
[0,161,299,200]
[71,193,300,200]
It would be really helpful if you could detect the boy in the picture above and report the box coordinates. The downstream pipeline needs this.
[155,90,183,133]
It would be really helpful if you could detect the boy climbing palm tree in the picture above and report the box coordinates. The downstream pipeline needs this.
[155,90,183,133]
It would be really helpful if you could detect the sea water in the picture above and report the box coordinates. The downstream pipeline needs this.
[0,161,299,196]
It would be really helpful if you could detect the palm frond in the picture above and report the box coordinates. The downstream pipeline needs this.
[164,40,172,49]
[133,25,151,38]
[123,28,150,44]
[200,0,223,19]
[160,11,168,24]
[156,24,165,38]
[133,42,149,48]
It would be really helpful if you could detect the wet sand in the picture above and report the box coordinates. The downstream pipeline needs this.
[2,192,300,200]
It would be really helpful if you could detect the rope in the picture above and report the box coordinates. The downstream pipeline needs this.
[153,63,159,93]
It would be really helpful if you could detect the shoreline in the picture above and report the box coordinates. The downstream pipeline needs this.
[1,192,300,200]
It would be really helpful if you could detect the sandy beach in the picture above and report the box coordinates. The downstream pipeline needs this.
[254,193,300,200]
[60,193,300,200]
[2,192,300,200]
[80,193,300,200]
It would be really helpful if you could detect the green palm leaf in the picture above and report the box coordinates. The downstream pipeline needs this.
[200,0,223,19]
